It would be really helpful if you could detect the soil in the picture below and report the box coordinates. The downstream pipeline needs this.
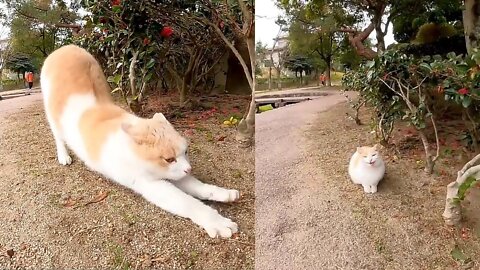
[0,93,254,269]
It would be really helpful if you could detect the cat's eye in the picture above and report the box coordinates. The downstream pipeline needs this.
[372,154,377,157]
[165,157,176,163]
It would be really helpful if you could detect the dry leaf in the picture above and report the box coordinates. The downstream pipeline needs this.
[6,249,14,258]
[217,135,227,141]
[85,191,108,206]
[63,197,77,207]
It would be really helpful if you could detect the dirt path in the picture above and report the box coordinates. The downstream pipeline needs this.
[255,90,480,269]
[0,94,254,269]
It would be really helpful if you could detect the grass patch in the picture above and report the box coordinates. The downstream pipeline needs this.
[258,104,274,112]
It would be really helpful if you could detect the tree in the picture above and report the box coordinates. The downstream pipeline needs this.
[199,0,255,146]
[286,7,343,86]
[5,53,35,79]
[463,0,480,55]
[255,41,267,77]
[284,55,313,85]
[1,0,80,70]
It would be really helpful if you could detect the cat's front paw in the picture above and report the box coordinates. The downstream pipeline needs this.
[200,212,238,238]
[58,154,72,166]
[209,188,240,202]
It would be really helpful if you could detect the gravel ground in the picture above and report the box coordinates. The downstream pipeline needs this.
[256,91,480,270]
[0,94,254,269]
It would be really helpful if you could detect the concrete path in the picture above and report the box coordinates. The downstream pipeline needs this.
[255,91,362,269]
[255,86,341,98]
[0,93,43,135]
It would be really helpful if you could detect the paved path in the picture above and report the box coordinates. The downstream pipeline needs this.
[255,90,363,269]
[0,93,43,135]
[255,86,341,98]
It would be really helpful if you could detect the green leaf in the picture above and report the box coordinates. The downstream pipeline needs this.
[457,176,477,201]
[144,72,153,82]
[111,87,122,94]
[366,60,375,68]
[462,96,472,108]
[146,59,155,69]
[451,245,470,262]
[112,5,122,13]
[419,63,432,72]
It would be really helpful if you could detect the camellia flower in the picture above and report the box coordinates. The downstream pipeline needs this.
[458,88,469,95]
[160,26,173,38]
[112,0,121,6]
[143,38,150,45]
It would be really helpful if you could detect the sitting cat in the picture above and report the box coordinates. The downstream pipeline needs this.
[41,45,239,238]
[348,144,385,193]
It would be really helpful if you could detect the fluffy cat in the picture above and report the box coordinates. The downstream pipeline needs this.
[348,144,385,193]
[41,45,239,238]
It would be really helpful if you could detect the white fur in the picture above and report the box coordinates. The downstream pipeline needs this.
[348,151,385,193]
[41,76,240,238]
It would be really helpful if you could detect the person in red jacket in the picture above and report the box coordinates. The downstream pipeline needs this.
[26,71,34,95]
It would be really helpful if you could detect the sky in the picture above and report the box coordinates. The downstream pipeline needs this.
[255,0,395,48]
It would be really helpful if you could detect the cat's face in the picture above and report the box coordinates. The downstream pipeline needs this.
[357,144,380,166]
[122,113,191,180]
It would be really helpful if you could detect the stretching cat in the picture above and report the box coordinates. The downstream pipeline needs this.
[348,144,385,193]
[41,45,239,238]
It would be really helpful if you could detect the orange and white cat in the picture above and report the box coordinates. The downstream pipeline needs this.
[348,144,385,193]
[41,45,239,238]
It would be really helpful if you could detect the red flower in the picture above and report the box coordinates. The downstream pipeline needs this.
[219,20,225,29]
[160,26,173,38]
[458,88,469,95]
[112,0,121,6]
[143,38,150,45]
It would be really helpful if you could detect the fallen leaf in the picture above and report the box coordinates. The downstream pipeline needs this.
[6,249,14,258]
[217,135,227,141]
[451,245,470,262]
[85,191,108,206]
[63,197,77,207]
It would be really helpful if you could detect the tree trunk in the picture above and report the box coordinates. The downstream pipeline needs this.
[276,68,282,90]
[343,23,378,60]
[326,60,332,87]
[443,154,480,225]
[179,78,187,105]
[463,0,480,55]
[268,66,273,89]
[418,129,434,174]
[375,24,386,53]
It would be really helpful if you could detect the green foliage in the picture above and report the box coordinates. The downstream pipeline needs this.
[5,53,35,74]
[391,0,462,42]
[284,55,313,74]
[77,0,238,107]
[5,0,79,69]
[453,176,477,204]
[415,23,457,44]
[343,49,480,172]
[397,35,466,57]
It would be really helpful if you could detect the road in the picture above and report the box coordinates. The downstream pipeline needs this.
[255,89,365,269]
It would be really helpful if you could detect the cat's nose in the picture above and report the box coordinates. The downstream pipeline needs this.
[184,167,192,174]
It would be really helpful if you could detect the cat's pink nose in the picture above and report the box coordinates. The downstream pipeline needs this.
[184,167,192,174]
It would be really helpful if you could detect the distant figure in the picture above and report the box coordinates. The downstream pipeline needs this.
[26,71,34,95]
[320,74,326,86]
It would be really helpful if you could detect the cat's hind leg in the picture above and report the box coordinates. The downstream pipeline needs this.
[173,175,239,202]
[370,185,378,193]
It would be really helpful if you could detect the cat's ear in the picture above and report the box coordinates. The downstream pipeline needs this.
[356,147,361,152]
[373,144,379,150]
[153,113,167,122]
